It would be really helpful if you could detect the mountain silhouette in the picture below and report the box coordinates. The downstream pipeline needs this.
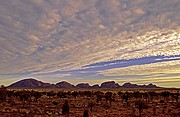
[8,78,159,89]
[8,78,54,88]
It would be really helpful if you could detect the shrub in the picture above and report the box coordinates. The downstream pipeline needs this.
[0,87,7,101]
[83,110,89,117]
[62,100,69,116]
[135,100,148,117]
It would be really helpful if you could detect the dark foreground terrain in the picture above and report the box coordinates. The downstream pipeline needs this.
[0,87,179,117]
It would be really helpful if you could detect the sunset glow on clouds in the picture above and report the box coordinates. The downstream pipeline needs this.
[0,0,180,87]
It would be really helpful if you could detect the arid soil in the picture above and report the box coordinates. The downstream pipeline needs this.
[0,88,179,117]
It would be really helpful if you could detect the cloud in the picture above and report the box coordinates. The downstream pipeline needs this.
[101,60,180,76]
[0,0,180,87]
[155,56,180,61]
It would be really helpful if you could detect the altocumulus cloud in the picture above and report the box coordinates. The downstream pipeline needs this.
[0,0,180,87]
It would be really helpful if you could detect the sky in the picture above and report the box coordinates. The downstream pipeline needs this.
[0,0,180,88]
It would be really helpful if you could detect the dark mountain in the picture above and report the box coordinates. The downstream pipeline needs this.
[91,84,100,89]
[8,78,159,89]
[55,81,75,88]
[100,81,120,88]
[122,82,158,88]
[76,83,91,88]
[122,82,140,88]
[142,83,159,88]
[8,78,54,88]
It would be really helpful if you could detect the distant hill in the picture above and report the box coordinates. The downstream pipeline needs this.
[101,81,120,88]
[122,82,140,88]
[91,84,100,89]
[8,78,54,88]
[122,82,159,88]
[55,81,75,88]
[76,83,91,88]
[8,78,159,89]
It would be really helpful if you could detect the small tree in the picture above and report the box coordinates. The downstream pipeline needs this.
[62,100,69,116]
[94,91,104,103]
[133,91,141,100]
[83,110,89,117]
[135,100,148,117]
[71,91,78,98]
[122,92,129,106]
[118,91,123,97]
[0,86,7,102]
[161,91,170,102]
[105,92,112,104]
[47,91,56,99]
[0,85,5,88]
